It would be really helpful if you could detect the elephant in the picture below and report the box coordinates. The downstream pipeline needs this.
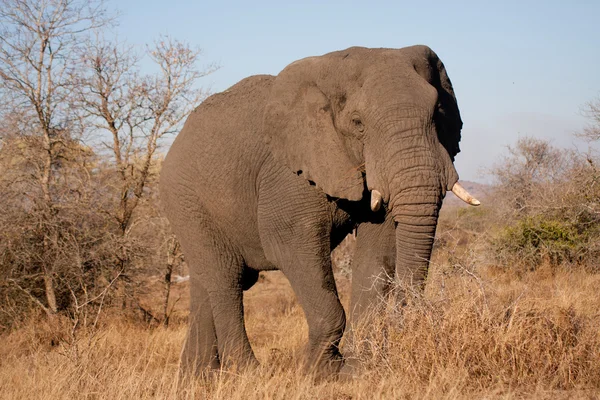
[159,45,479,378]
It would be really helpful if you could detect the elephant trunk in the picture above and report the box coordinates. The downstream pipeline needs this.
[394,215,438,289]
[383,124,447,289]
[390,180,440,288]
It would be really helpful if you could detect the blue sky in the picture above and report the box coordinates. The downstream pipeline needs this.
[109,0,600,182]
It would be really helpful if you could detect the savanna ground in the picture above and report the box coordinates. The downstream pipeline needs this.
[2,201,599,400]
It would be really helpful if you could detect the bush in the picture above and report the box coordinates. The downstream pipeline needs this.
[487,137,600,270]
[492,215,597,268]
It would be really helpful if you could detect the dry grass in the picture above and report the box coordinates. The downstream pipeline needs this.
[1,259,599,399]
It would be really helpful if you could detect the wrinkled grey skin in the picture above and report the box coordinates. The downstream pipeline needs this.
[160,45,464,377]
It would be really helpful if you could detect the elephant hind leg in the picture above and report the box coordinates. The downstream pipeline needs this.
[176,223,258,375]
[180,280,220,377]
[201,243,259,370]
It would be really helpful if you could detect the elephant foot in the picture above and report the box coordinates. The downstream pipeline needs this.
[337,356,362,381]
[306,354,345,382]
[221,354,260,374]
[178,364,221,387]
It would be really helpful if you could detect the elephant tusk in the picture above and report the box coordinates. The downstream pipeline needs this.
[451,182,481,206]
[371,190,382,212]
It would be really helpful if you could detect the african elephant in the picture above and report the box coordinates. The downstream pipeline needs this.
[159,45,479,378]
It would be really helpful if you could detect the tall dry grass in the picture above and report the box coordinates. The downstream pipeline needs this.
[1,253,599,399]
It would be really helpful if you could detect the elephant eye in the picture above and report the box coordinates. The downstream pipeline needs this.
[351,115,364,133]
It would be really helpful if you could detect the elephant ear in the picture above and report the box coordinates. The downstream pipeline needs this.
[433,57,463,161]
[262,60,364,201]
[409,46,463,161]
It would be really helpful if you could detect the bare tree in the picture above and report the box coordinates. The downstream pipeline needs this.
[76,35,215,316]
[78,36,211,235]
[0,0,111,315]
[579,96,600,142]
[490,137,574,216]
[0,0,215,328]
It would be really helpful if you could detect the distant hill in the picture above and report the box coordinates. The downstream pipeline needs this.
[443,180,491,207]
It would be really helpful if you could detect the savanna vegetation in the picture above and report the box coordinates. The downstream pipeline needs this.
[1,1,599,398]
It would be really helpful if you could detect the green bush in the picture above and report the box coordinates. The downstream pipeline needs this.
[492,214,597,268]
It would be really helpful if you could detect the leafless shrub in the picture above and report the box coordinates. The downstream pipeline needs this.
[0,0,213,329]
[0,0,113,319]
[2,263,599,398]
[345,252,600,394]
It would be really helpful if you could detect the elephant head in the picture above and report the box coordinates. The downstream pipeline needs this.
[263,45,478,282]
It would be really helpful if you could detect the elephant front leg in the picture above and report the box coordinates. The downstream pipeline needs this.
[258,177,346,377]
[282,257,347,377]
[261,227,347,377]
[343,213,396,372]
